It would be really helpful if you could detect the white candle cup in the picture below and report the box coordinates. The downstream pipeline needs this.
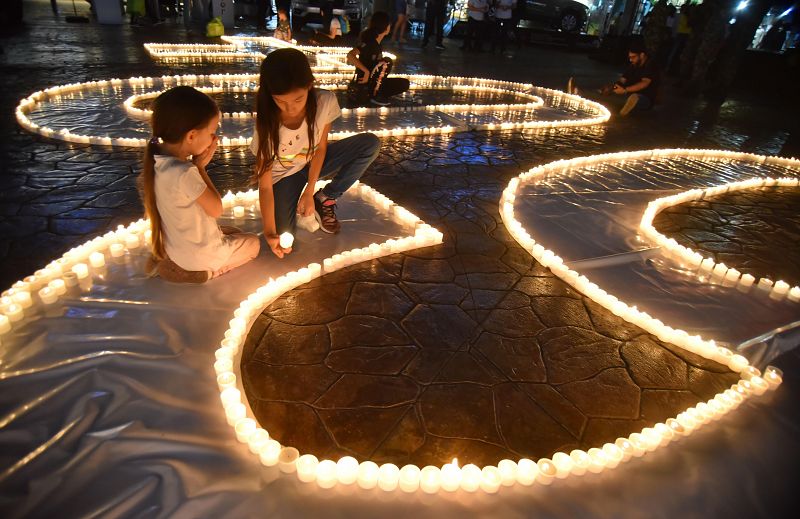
[378,463,400,492]
[614,438,635,461]
[62,272,79,287]
[551,452,573,478]
[419,465,441,494]
[757,278,774,291]
[234,418,257,443]
[4,304,23,322]
[569,450,592,475]
[214,358,234,375]
[248,428,270,455]
[480,466,502,494]
[772,280,790,296]
[357,461,380,489]
[109,243,125,258]
[764,366,783,388]
[125,233,140,249]
[278,447,300,473]
[72,263,90,280]
[89,251,105,268]
[220,387,241,407]
[460,464,482,492]
[259,439,282,466]
[38,287,58,305]
[440,461,462,491]
[749,376,769,395]
[296,454,319,483]
[316,459,338,488]
[336,456,359,485]
[12,291,33,309]
[49,279,67,296]
[225,402,246,426]
[233,205,245,218]
[398,464,421,493]
[586,448,608,473]
[279,232,294,249]
[216,372,236,390]
[536,459,557,485]
[497,459,518,486]
[515,458,538,485]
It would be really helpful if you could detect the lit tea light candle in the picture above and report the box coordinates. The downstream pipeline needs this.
[216,372,236,390]
[772,280,790,296]
[72,263,90,280]
[764,366,783,388]
[551,452,573,478]
[234,418,257,443]
[615,437,636,461]
[378,463,400,492]
[4,303,23,322]
[278,447,299,473]
[49,279,66,296]
[569,450,591,475]
[497,459,517,486]
[296,454,319,483]
[440,459,461,491]
[536,459,557,485]
[757,278,773,290]
[515,458,538,485]
[357,461,380,489]
[399,464,420,492]
[259,439,282,466]
[419,465,441,494]
[38,286,58,305]
[248,428,270,454]
[225,402,245,426]
[12,291,32,309]
[89,251,105,268]
[749,376,769,395]
[316,459,337,488]
[220,387,241,407]
[125,233,140,249]
[278,232,294,250]
[233,205,245,218]
[336,456,359,485]
[62,272,78,287]
[480,466,502,493]
[586,448,608,473]
[460,464,482,492]
[109,243,125,258]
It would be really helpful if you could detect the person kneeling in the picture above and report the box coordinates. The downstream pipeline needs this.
[347,11,410,107]
[251,48,381,258]
[140,86,260,283]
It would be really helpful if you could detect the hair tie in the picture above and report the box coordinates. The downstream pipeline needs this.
[149,137,160,145]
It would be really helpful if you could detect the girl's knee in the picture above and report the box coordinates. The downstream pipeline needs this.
[361,132,381,156]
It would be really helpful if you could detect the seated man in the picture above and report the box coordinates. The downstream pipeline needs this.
[567,40,660,117]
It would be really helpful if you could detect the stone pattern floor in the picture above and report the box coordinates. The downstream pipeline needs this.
[654,187,800,288]
[0,0,792,470]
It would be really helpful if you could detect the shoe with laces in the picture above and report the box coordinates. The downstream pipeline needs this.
[314,191,341,234]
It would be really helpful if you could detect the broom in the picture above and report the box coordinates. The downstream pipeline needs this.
[65,0,90,23]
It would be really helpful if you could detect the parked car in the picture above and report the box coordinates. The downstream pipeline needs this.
[453,0,589,34]
[291,0,368,33]
[520,0,590,33]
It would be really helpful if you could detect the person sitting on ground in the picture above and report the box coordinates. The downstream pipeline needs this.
[140,86,260,283]
[347,11,411,106]
[251,49,380,253]
[568,40,660,117]
[313,2,345,45]
[273,8,292,42]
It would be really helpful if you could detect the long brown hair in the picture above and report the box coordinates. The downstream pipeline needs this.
[255,48,318,181]
[139,86,219,260]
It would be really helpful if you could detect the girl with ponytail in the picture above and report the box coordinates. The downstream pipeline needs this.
[140,86,260,283]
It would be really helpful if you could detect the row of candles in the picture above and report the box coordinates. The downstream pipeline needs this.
[143,43,265,60]
[1,219,151,335]
[17,46,610,147]
[639,176,800,302]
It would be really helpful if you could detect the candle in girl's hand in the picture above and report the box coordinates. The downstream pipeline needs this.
[233,205,245,218]
[279,232,294,249]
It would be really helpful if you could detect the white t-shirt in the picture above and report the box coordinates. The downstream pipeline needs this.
[250,88,341,184]
[154,155,232,271]
[494,0,515,20]
[468,0,488,21]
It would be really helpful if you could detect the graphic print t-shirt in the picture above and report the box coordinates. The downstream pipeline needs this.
[250,88,341,184]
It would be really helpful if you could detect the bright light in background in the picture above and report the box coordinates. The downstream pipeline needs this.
[778,7,794,18]
[736,1,749,11]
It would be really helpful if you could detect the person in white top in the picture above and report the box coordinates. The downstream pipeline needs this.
[251,48,380,258]
[461,0,489,52]
[141,86,260,283]
[490,0,517,53]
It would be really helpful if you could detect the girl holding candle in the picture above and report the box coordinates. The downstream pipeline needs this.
[252,48,380,257]
[140,86,260,283]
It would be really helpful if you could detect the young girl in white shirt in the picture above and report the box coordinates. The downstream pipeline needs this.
[252,48,380,258]
[140,86,260,283]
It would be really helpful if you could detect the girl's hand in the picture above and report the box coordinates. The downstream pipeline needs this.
[296,191,316,217]
[193,135,218,168]
[266,234,291,259]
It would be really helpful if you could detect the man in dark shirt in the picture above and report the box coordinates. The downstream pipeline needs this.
[614,41,660,116]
